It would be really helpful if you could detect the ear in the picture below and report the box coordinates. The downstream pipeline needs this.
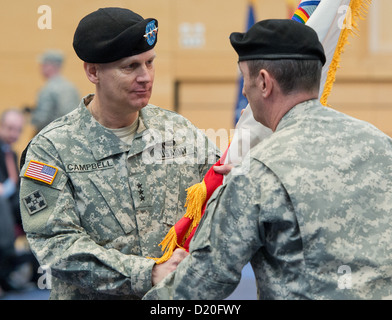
[258,69,273,98]
[84,62,99,84]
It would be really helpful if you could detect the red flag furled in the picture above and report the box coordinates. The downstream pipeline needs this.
[153,148,228,264]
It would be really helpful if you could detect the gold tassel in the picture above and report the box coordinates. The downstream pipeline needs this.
[152,227,182,264]
[183,181,207,239]
[152,180,207,264]
[321,0,372,106]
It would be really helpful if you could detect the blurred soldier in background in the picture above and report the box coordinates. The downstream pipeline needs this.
[31,50,80,133]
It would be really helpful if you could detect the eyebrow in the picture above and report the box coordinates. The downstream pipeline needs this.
[127,52,156,63]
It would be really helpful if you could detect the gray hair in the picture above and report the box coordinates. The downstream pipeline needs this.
[247,59,323,95]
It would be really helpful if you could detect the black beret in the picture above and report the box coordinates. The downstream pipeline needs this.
[230,19,326,66]
[73,7,158,63]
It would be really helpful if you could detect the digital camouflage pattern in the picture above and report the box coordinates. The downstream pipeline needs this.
[144,99,392,300]
[20,95,220,300]
[31,75,80,132]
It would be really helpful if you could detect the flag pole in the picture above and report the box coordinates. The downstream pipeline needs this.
[234,0,257,125]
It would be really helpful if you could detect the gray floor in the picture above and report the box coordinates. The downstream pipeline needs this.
[1,263,256,300]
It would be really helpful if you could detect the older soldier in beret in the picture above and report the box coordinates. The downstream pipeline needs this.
[144,19,392,300]
[19,7,220,300]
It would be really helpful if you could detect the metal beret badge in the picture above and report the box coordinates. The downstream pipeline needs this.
[144,20,158,46]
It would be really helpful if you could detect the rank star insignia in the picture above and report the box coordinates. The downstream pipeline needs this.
[137,182,145,201]
[23,190,48,215]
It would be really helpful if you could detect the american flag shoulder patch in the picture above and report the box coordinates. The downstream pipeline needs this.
[24,160,58,185]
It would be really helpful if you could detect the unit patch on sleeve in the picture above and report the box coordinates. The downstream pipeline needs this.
[24,160,58,185]
[23,190,48,215]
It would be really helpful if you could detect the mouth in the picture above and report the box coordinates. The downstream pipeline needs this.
[133,88,150,96]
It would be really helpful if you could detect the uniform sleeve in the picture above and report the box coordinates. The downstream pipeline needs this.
[144,158,300,300]
[20,136,155,297]
[144,161,264,300]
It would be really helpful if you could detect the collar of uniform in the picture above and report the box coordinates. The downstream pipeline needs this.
[79,95,131,161]
[79,96,163,161]
[128,104,184,159]
[275,99,321,132]
[126,105,168,159]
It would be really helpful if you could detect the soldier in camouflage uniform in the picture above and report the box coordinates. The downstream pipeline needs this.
[144,20,392,300]
[19,8,220,300]
[31,50,80,133]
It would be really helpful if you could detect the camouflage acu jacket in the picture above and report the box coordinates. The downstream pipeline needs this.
[31,75,80,132]
[144,99,392,300]
[20,95,220,300]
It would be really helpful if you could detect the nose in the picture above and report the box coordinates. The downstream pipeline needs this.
[242,86,247,99]
[136,65,153,83]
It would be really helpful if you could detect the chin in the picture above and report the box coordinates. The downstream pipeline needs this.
[131,101,149,111]
[129,94,151,108]
[137,98,150,108]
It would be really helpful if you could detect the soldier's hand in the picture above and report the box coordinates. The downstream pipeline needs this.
[151,248,189,286]
[213,164,234,176]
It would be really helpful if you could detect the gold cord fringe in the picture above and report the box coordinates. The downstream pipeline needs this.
[320,0,372,106]
[183,181,207,240]
[152,181,207,264]
[151,227,183,264]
